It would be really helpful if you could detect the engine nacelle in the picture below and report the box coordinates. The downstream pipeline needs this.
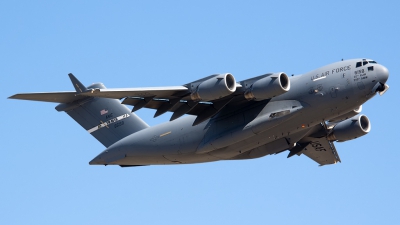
[329,105,362,123]
[327,114,371,142]
[190,73,236,101]
[244,72,290,101]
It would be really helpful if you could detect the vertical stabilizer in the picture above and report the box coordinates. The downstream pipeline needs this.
[68,73,88,93]
[56,76,149,147]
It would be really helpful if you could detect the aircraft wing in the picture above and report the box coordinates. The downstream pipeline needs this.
[78,86,189,99]
[287,124,341,166]
[8,91,84,103]
[299,137,341,166]
[9,73,274,126]
[77,85,240,125]
[76,72,252,125]
[8,83,238,126]
[9,86,190,103]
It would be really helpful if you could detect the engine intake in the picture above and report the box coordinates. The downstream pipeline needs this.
[327,114,371,142]
[190,73,236,101]
[244,72,290,101]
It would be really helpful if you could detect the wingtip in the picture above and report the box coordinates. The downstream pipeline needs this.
[68,73,87,93]
[8,94,22,100]
[67,73,76,81]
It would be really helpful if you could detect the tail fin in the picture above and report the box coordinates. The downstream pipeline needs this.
[68,73,88,93]
[56,76,149,147]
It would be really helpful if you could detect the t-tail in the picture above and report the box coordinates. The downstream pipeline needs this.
[9,74,149,147]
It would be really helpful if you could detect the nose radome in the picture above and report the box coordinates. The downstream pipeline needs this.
[376,64,389,84]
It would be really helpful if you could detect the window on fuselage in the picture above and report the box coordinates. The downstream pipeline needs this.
[363,61,368,66]
[356,62,362,68]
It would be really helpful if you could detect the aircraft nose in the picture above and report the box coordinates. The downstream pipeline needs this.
[376,64,389,84]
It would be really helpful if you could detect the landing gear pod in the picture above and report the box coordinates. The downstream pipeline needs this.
[244,72,290,101]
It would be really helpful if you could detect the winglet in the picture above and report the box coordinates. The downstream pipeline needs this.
[68,73,87,93]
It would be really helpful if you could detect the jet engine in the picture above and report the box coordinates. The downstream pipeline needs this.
[244,72,290,101]
[329,105,363,123]
[327,114,371,142]
[190,73,237,101]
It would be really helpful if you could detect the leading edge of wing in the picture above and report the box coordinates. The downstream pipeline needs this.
[8,91,83,103]
[78,86,189,99]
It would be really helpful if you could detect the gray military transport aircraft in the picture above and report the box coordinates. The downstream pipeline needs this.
[9,58,389,166]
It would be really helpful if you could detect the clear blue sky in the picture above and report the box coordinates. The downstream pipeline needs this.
[1,1,399,224]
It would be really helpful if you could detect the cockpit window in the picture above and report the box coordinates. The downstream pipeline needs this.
[356,62,362,68]
[368,61,377,64]
[363,61,368,66]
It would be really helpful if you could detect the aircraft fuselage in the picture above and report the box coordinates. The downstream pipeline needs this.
[89,59,389,166]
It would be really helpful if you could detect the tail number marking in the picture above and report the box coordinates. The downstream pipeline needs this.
[310,141,327,152]
[87,113,130,133]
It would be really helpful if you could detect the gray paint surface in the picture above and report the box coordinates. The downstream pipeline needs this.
[8,58,389,166]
